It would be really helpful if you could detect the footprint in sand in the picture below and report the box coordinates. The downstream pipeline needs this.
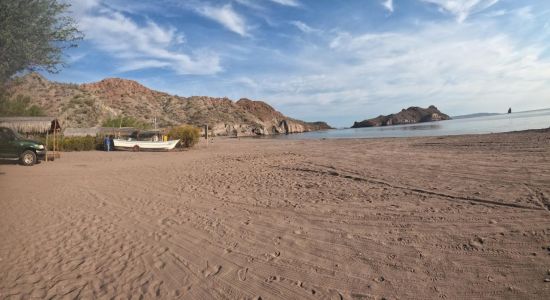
[329,290,344,300]
[238,267,248,281]
[265,275,282,283]
[154,261,166,269]
[155,247,169,256]
[202,261,222,278]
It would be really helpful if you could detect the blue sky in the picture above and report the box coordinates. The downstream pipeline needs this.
[49,0,550,127]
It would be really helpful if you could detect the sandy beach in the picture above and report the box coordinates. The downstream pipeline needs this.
[1,129,550,299]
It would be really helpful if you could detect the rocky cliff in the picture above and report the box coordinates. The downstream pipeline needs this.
[352,105,450,128]
[5,73,331,136]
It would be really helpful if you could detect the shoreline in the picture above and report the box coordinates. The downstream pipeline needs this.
[241,126,550,141]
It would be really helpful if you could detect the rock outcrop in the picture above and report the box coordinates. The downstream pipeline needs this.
[6,73,332,136]
[352,105,450,128]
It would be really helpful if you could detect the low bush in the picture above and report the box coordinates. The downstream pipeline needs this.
[41,135,103,151]
[61,136,100,151]
[168,125,201,148]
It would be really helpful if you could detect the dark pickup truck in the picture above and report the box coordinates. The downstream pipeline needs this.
[0,127,47,166]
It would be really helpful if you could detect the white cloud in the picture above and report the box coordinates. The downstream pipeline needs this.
[117,60,171,73]
[197,4,249,37]
[239,20,550,125]
[75,2,221,75]
[421,0,499,22]
[382,0,394,13]
[484,6,537,21]
[516,6,533,20]
[234,0,264,10]
[485,9,507,17]
[69,0,100,16]
[268,0,300,7]
[290,21,319,34]
[234,76,259,88]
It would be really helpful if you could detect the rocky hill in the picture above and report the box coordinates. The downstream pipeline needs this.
[352,105,450,128]
[5,73,331,136]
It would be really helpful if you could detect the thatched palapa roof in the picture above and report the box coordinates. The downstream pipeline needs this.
[0,117,61,134]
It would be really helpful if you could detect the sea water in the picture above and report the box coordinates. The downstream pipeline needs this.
[276,108,550,139]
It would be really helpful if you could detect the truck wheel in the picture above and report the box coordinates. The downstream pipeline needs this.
[133,145,140,152]
[20,150,37,166]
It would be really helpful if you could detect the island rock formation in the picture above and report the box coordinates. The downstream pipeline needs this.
[352,105,450,128]
[5,73,331,136]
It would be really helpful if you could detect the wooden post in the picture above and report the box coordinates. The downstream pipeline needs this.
[45,130,49,162]
[53,128,56,159]
[205,125,208,147]
[56,129,61,158]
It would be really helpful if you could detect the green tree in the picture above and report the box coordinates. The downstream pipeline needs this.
[168,125,201,148]
[0,0,82,83]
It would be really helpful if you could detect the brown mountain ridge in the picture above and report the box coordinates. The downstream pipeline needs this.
[5,73,331,136]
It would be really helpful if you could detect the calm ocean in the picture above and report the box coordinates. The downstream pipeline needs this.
[276,108,550,139]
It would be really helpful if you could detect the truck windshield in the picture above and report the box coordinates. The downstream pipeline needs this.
[12,130,25,140]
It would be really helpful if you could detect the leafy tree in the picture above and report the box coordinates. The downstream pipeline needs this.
[0,0,82,83]
[102,116,151,129]
[168,125,201,148]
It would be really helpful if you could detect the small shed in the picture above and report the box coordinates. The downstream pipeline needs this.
[0,116,61,161]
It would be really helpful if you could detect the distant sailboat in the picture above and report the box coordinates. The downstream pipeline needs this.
[508,107,512,114]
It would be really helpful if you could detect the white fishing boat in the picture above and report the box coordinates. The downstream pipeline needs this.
[113,138,179,151]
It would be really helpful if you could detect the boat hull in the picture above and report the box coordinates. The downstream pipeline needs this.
[113,139,180,151]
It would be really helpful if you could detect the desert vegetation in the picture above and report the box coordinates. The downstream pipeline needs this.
[102,116,151,129]
[41,135,102,152]
[168,125,201,148]
[0,91,46,117]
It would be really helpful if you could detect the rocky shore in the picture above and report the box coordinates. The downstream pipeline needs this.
[352,105,451,128]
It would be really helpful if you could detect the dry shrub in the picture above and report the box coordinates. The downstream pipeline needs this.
[168,125,201,148]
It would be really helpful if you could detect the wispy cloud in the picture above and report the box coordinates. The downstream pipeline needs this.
[237,19,550,125]
[74,1,221,75]
[268,0,300,7]
[382,0,394,13]
[59,0,550,126]
[290,21,320,33]
[234,0,265,10]
[197,4,249,37]
[516,6,533,20]
[484,9,507,17]
[421,0,499,22]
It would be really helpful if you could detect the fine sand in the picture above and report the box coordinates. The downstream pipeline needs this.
[1,129,550,299]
